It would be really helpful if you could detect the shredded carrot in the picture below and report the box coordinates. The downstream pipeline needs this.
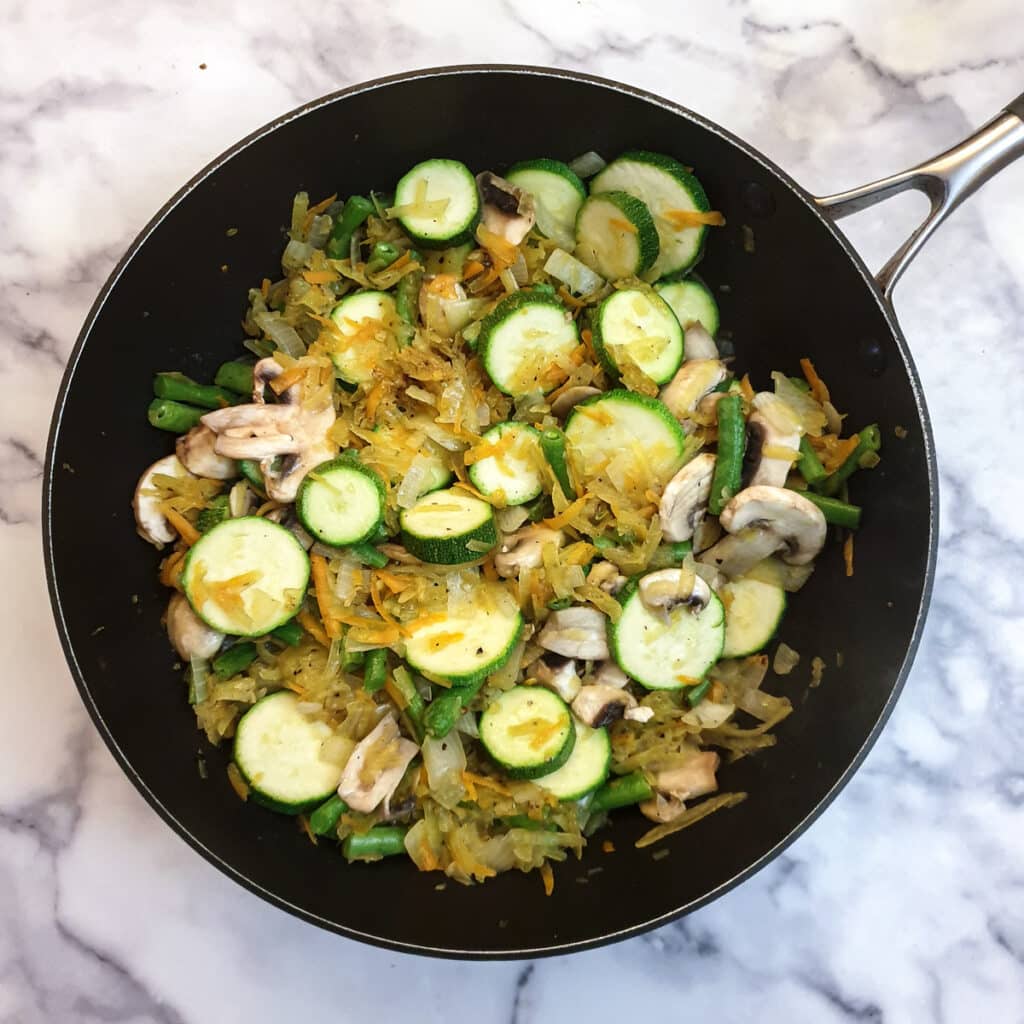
[844,534,855,577]
[427,631,465,651]
[310,555,342,639]
[405,613,448,633]
[387,250,412,272]
[602,840,615,854]
[452,479,491,502]
[481,557,498,583]
[306,192,337,219]
[460,771,478,801]
[475,224,518,266]
[364,381,385,423]
[163,507,200,546]
[296,610,330,647]
[739,374,755,402]
[461,771,513,796]
[159,548,186,588]
[663,208,726,229]
[418,835,441,871]
[557,285,586,310]
[302,268,339,285]
[799,357,831,405]
[226,763,249,802]
[462,259,486,279]
[425,273,460,299]
[822,435,860,473]
[464,430,517,466]
[544,493,590,530]
[374,569,410,594]
[384,677,408,710]
[298,814,318,846]
[540,862,555,896]
[269,364,307,394]
[574,404,613,426]
[675,674,700,686]
[260,277,271,298]
[609,217,638,234]
[369,577,400,630]
[508,716,564,751]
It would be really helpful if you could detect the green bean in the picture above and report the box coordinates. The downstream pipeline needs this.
[347,542,389,568]
[504,814,557,832]
[153,372,237,410]
[343,648,366,672]
[708,394,746,515]
[196,495,231,533]
[532,283,556,298]
[214,361,255,395]
[540,428,576,500]
[795,490,862,529]
[326,195,375,260]
[589,772,654,814]
[390,668,425,741]
[270,619,303,647]
[309,794,348,837]
[686,678,712,707]
[820,424,881,497]
[342,826,409,862]
[371,521,391,544]
[649,540,694,569]
[365,241,401,275]
[363,648,388,693]
[212,642,257,680]
[394,249,423,346]
[424,681,482,739]
[148,398,204,433]
[797,435,828,487]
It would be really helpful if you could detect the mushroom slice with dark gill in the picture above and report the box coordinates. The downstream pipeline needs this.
[476,172,536,246]
[537,606,609,660]
[571,684,638,728]
[494,526,563,578]
[638,568,712,617]
[743,392,802,489]
[659,359,727,424]
[176,425,238,480]
[659,452,716,543]
[534,656,581,702]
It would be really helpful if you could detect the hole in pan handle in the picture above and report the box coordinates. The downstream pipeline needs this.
[813,90,1024,300]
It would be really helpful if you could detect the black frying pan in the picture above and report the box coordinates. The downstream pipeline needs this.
[43,67,1024,958]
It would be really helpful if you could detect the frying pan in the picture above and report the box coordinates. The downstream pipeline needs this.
[43,67,1024,958]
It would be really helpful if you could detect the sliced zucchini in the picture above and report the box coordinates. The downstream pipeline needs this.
[183,517,310,636]
[478,291,579,397]
[506,158,586,250]
[610,576,725,690]
[468,422,544,506]
[404,588,523,684]
[563,390,686,489]
[655,276,720,337]
[480,686,576,780]
[574,191,659,280]
[399,486,497,564]
[534,723,611,800]
[238,459,265,494]
[720,575,786,658]
[591,151,712,280]
[328,290,399,385]
[392,158,480,248]
[592,287,684,385]
[296,458,385,547]
[233,691,340,813]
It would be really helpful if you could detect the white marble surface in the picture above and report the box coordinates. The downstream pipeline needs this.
[3,1,1024,1019]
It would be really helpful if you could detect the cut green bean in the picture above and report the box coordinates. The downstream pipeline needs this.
[343,649,367,672]
[589,771,654,814]
[347,542,389,568]
[153,372,237,410]
[214,361,254,395]
[363,648,388,693]
[365,241,401,275]
[390,667,425,741]
[795,490,862,529]
[820,424,881,497]
[504,814,557,832]
[686,678,712,707]
[342,826,409,862]
[708,394,745,515]
[212,642,257,680]
[196,494,231,533]
[394,249,423,346]
[326,195,375,260]
[147,398,204,433]
[309,794,348,837]
[541,428,576,500]
[797,435,828,487]
[270,619,303,647]
[649,540,694,569]
[424,679,483,739]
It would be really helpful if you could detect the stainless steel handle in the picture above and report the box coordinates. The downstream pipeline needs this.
[814,93,1024,299]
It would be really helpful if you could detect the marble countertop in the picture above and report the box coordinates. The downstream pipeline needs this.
[4,1,1024,1020]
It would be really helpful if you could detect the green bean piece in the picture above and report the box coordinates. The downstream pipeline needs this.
[820,424,881,497]
[371,521,391,544]
[504,814,557,832]
[795,490,862,529]
[326,195,375,260]
[540,428,576,500]
[214,361,255,395]
[424,681,482,739]
[309,794,348,837]
[196,495,231,533]
[147,398,204,433]
[390,668,425,742]
[708,394,746,515]
[343,648,367,672]
[365,241,401,275]
[649,540,694,569]
[363,648,388,693]
[347,542,389,569]
[212,642,257,680]
[547,596,573,611]
[238,459,265,493]
[686,678,712,707]
[270,619,304,647]
[394,249,424,346]
[342,826,409,862]
[153,372,237,410]
[532,283,556,298]
[797,435,828,487]
[589,772,654,814]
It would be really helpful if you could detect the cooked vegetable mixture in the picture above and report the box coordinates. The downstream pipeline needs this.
[134,149,879,886]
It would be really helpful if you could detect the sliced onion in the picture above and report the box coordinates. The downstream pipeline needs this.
[255,312,306,357]
[568,150,607,179]
[422,733,467,810]
[282,239,313,271]
[543,248,604,297]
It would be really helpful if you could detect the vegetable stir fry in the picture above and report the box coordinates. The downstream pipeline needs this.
[134,149,879,886]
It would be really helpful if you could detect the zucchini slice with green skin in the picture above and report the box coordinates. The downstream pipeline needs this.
[329,290,399,385]
[233,691,341,814]
[592,151,712,280]
[478,291,579,397]
[655,276,720,338]
[720,575,787,658]
[533,723,611,800]
[564,389,687,489]
[592,287,684,385]
[296,458,385,547]
[468,422,544,506]
[182,517,310,636]
[480,686,576,780]
[506,158,586,250]
[392,158,480,248]
[574,191,659,280]
[399,487,497,564]
[404,590,523,685]
[610,576,725,690]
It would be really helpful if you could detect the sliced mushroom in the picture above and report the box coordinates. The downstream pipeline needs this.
[476,172,536,246]
[692,514,722,554]
[659,453,716,542]
[253,356,299,404]
[743,392,802,489]
[176,425,239,480]
[682,697,735,729]
[571,683,637,727]
[640,792,686,823]
[624,706,655,724]
[639,568,712,616]
[550,386,601,419]
[683,324,719,361]
[337,714,419,814]
[651,751,720,801]
[537,606,609,660]
[534,656,581,703]
[494,526,563,578]
[134,454,192,546]
[166,592,224,661]
[659,359,727,424]
[587,560,627,595]
[593,661,630,689]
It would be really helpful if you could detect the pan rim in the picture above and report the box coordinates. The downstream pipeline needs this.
[42,63,938,959]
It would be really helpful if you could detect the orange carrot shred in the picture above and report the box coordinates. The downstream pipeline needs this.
[540,862,555,896]
[799,357,831,405]
[310,555,342,639]
[739,374,755,402]
[163,507,200,546]
[844,534,855,578]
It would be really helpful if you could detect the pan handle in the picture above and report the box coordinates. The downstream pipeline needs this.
[813,92,1024,298]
